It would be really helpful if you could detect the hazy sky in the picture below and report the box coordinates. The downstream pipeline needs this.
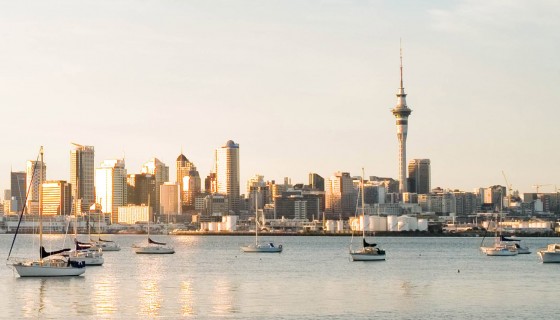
[1,0,559,197]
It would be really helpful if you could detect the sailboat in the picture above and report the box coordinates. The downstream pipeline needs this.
[7,147,86,277]
[480,213,518,256]
[349,169,386,262]
[134,199,174,254]
[90,212,121,251]
[59,204,104,266]
[241,190,282,253]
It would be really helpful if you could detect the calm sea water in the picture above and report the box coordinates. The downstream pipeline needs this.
[1,234,559,319]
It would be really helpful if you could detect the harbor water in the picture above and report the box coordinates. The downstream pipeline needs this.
[1,234,559,319]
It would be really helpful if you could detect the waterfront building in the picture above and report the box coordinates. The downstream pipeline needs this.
[325,172,356,219]
[309,173,325,191]
[160,182,181,220]
[70,143,95,214]
[391,47,413,194]
[408,159,430,194]
[10,171,26,213]
[203,194,229,216]
[96,159,127,223]
[214,140,240,214]
[117,205,151,224]
[26,159,46,214]
[274,189,321,220]
[141,158,169,214]
[41,180,72,216]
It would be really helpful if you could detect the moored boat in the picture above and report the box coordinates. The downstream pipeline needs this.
[537,244,560,263]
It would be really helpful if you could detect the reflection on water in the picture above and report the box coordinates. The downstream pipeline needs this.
[139,279,161,316]
[93,279,117,315]
[2,235,560,319]
[211,277,239,316]
[180,280,194,316]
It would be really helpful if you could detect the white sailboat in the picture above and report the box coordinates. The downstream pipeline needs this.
[241,191,282,253]
[480,213,518,256]
[349,169,386,262]
[58,199,104,266]
[7,147,86,277]
[90,212,121,251]
[134,200,174,254]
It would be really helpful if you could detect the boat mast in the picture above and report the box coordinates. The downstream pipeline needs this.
[254,189,258,246]
[39,146,44,261]
[361,168,365,241]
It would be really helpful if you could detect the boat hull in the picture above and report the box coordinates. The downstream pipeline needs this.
[481,246,518,256]
[134,246,175,254]
[538,245,560,263]
[241,244,282,253]
[13,260,85,277]
[350,251,386,261]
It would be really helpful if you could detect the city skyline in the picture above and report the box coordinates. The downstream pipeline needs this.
[1,1,559,195]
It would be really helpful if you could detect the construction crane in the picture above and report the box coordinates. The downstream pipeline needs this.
[532,184,552,193]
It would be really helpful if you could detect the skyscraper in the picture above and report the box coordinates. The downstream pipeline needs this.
[10,171,26,213]
[176,153,201,210]
[214,140,240,214]
[325,172,355,219]
[308,173,325,191]
[41,180,72,216]
[26,159,46,214]
[70,143,95,214]
[127,173,156,212]
[95,159,127,223]
[408,159,431,194]
[391,47,412,194]
[142,158,169,214]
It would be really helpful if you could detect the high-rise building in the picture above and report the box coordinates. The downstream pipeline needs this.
[176,153,201,210]
[70,143,95,214]
[41,180,72,216]
[127,173,156,212]
[10,171,26,213]
[214,140,240,214]
[26,159,46,214]
[309,173,325,191]
[160,182,181,219]
[408,159,431,194]
[95,159,127,223]
[325,172,356,219]
[391,47,413,194]
[141,158,169,214]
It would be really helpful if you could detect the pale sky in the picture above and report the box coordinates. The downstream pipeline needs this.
[1,0,559,197]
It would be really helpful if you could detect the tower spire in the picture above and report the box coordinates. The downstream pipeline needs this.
[400,39,404,89]
[391,41,412,196]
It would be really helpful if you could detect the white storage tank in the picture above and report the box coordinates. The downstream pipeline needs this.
[387,215,398,232]
[360,215,370,232]
[408,216,418,231]
[369,216,387,232]
[336,220,344,233]
[208,222,217,232]
[418,219,428,231]
[325,220,335,233]
[397,215,410,231]
[222,215,238,231]
[200,222,208,231]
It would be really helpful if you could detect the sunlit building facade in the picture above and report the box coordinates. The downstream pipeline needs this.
[214,140,240,214]
[96,159,127,223]
[41,180,72,216]
[26,160,46,214]
[70,143,95,214]
[142,158,169,214]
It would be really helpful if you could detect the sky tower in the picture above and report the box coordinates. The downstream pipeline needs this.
[391,46,412,194]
